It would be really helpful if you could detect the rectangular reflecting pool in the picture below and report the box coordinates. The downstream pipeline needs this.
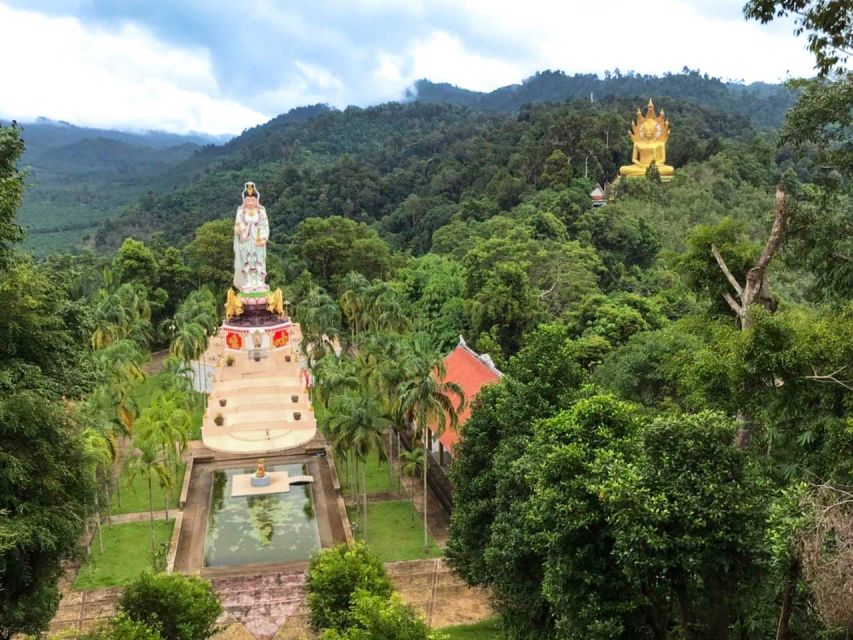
[204,463,321,567]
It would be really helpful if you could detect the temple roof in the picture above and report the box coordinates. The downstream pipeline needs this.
[433,336,502,454]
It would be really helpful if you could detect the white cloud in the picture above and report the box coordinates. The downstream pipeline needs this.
[0,4,267,134]
[449,0,814,83]
[407,31,525,92]
[0,1,819,134]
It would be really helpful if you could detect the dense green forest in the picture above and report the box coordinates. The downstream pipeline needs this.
[1,11,852,638]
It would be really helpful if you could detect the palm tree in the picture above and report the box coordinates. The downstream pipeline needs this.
[363,281,409,335]
[297,286,341,369]
[313,354,359,434]
[338,272,370,348]
[327,391,391,544]
[91,340,146,435]
[81,427,113,554]
[127,437,172,568]
[358,332,409,483]
[170,321,207,394]
[396,335,465,551]
[398,446,424,522]
[135,394,191,517]
[91,276,153,350]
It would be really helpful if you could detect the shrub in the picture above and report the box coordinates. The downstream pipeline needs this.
[77,613,162,640]
[306,543,393,632]
[119,573,222,640]
[320,590,440,640]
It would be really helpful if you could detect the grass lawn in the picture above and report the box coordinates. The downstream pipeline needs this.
[73,520,174,590]
[348,500,442,563]
[110,462,186,515]
[440,619,502,639]
[338,449,397,496]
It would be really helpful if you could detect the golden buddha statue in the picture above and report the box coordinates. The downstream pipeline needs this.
[619,99,674,181]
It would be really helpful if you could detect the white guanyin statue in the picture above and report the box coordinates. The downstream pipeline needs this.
[233,181,270,292]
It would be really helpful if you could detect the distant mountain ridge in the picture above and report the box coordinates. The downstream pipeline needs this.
[8,69,798,255]
[407,69,795,128]
[2,118,224,255]
[2,117,229,153]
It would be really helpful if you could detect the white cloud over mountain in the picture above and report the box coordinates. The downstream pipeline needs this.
[0,0,816,134]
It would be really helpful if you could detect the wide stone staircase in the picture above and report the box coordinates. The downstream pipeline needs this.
[211,571,309,640]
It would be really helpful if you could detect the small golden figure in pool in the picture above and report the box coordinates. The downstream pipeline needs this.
[619,99,675,181]
[255,459,266,478]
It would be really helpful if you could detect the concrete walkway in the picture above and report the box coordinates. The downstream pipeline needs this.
[108,510,170,524]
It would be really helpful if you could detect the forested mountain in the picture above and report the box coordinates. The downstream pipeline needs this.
[408,69,796,127]
[8,119,226,256]
[93,84,786,254]
[13,69,796,257]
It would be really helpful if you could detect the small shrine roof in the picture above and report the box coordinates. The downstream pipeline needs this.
[433,336,502,454]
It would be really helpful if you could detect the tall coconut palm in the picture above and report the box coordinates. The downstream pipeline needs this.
[327,391,391,543]
[363,281,409,335]
[127,437,171,567]
[313,354,359,416]
[396,335,465,551]
[358,332,409,482]
[297,286,341,369]
[92,340,146,435]
[81,427,113,554]
[174,288,219,336]
[398,445,424,522]
[170,321,208,395]
[92,278,153,350]
[135,394,191,517]
[338,272,370,348]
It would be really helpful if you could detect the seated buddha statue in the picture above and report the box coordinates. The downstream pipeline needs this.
[619,99,674,180]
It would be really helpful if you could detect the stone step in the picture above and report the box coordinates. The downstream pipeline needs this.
[215,379,304,392]
[208,409,309,425]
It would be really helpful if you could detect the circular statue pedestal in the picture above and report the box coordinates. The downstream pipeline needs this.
[251,474,272,487]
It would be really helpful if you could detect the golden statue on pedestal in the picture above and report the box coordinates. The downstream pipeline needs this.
[266,288,285,317]
[225,288,243,319]
[619,99,674,181]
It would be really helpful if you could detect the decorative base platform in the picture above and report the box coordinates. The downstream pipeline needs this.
[232,472,290,497]
[231,472,315,497]
[251,474,272,487]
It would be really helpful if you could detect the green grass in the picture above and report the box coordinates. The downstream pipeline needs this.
[440,619,502,639]
[348,500,442,563]
[110,462,186,515]
[338,449,397,496]
[73,520,174,590]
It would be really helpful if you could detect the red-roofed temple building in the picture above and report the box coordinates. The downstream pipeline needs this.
[427,336,502,469]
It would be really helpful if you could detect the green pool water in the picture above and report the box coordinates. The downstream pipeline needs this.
[204,463,321,567]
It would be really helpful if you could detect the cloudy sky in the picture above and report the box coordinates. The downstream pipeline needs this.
[0,1,815,135]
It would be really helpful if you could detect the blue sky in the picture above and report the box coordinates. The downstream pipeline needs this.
[0,1,815,135]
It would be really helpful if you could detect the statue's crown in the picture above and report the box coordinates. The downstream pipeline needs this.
[631,98,670,141]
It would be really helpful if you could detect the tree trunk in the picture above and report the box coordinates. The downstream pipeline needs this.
[776,559,799,640]
[93,491,104,554]
[711,187,788,449]
[423,443,429,551]
[163,491,170,522]
[388,429,393,483]
[703,567,731,640]
[147,473,156,568]
[362,463,368,544]
[105,476,114,526]
[673,574,700,640]
[397,432,402,497]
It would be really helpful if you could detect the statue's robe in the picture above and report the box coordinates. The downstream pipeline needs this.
[233,205,270,291]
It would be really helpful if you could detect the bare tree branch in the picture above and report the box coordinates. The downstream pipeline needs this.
[722,291,743,316]
[804,365,853,392]
[711,244,743,295]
